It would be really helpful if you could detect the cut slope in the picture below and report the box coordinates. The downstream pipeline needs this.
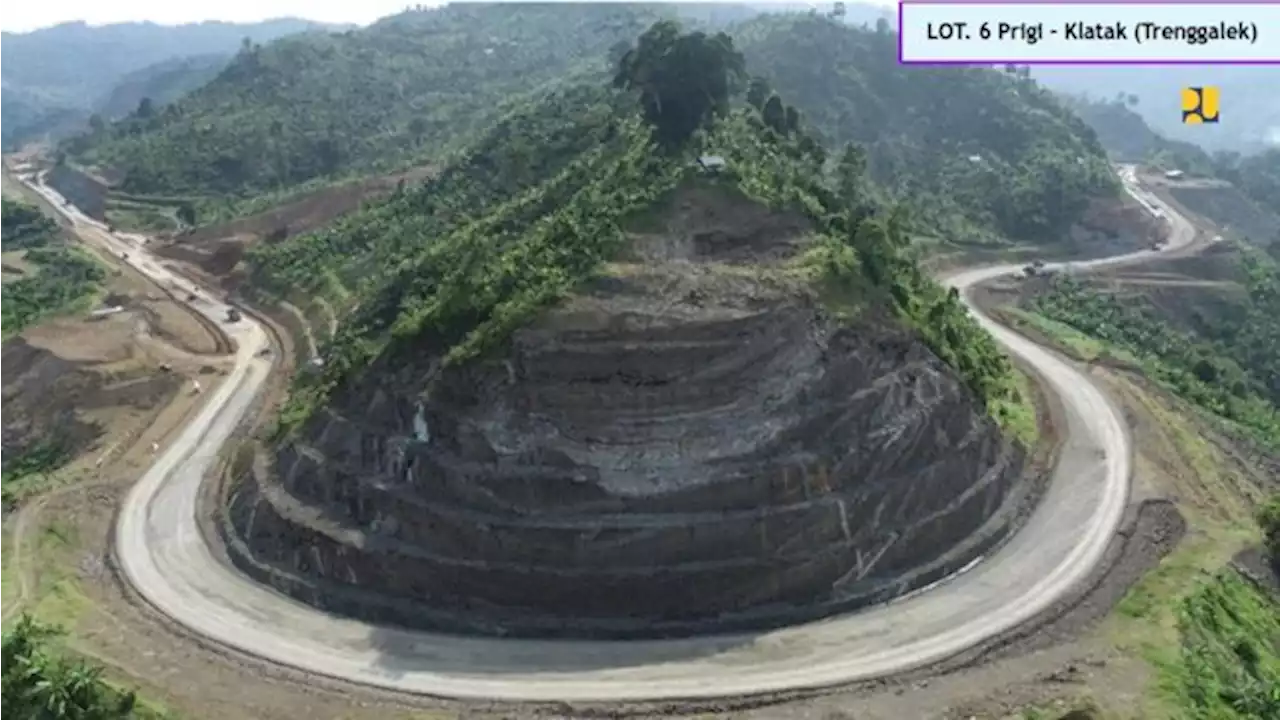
[212,47,1039,634]
[224,182,1029,638]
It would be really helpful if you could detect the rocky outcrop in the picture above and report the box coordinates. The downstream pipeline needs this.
[222,186,1031,638]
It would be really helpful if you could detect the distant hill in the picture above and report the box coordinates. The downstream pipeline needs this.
[1031,67,1278,156]
[66,4,672,199]
[1061,94,1218,169]
[735,13,1116,244]
[1,18,341,149]
[91,53,232,120]
[1064,95,1279,246]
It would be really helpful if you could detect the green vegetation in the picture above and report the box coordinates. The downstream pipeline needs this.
[2,197,58,249]
[1031,250,1280,450]
[2,17,332,150]
[735,14,1117,246]
[1161,569,1280,719]
[260,20,1030,444]
[614,20,745,147]
[1214,149,1280,218]
[2,615,157,719]
[68,4,667,213]
[91,54,229,121]
[2,197,105,337]
[1260,496,1280,560]
[66,9,1116,247]
[1064,95,1214,168]
[1,437,72,508]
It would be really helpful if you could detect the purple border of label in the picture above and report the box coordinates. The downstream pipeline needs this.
[898,1,1280,65]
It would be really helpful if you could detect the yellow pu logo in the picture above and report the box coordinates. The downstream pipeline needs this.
[1182,86,1220,124]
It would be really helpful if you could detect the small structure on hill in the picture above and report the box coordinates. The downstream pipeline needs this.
[88,305,125,320]
[695,155,727,174]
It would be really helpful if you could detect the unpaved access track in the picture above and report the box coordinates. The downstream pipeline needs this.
[18,165,1196,704]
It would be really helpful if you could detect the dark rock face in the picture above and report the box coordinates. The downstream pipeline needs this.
[45,164,107,221]
[222,188,1031,638]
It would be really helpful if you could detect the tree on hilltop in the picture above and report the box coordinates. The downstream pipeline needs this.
[613,20,746,147]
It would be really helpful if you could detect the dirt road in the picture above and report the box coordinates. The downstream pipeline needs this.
[19,164,1196,703]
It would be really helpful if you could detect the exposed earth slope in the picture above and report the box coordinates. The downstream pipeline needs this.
[227,183,1028,638]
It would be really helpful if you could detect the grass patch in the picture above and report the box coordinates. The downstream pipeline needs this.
[993,366,1040,449]
[105,203,180,233]
[1003,307,1105,362]
[28,520,93,629]
[1159,569,1279,718]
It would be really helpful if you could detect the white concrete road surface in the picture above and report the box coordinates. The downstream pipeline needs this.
[20,165,1195,703]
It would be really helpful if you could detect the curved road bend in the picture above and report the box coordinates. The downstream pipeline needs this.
[21,166,1194,703]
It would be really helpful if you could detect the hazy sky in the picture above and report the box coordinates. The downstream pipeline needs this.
[3,0,896,33]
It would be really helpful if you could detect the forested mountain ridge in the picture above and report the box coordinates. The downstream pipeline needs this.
[67,4,671,199]
[734,14,1117,244]
[1,18,337,150]
[69,7,1116,248]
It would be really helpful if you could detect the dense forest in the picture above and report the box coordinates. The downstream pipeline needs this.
[735,14,1117,245]
[66,5,668,204]
[66,8,1116,246]
[258,19,1024,442]
[91,54,231,121]
[1,198,105,338]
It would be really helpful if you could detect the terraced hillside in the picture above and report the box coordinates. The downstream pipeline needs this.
[217,25,1038,637]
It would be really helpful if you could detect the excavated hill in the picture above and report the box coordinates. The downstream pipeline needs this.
[221,185,1031,638]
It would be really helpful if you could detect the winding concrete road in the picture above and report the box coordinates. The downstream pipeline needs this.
[20,166,1195,703]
